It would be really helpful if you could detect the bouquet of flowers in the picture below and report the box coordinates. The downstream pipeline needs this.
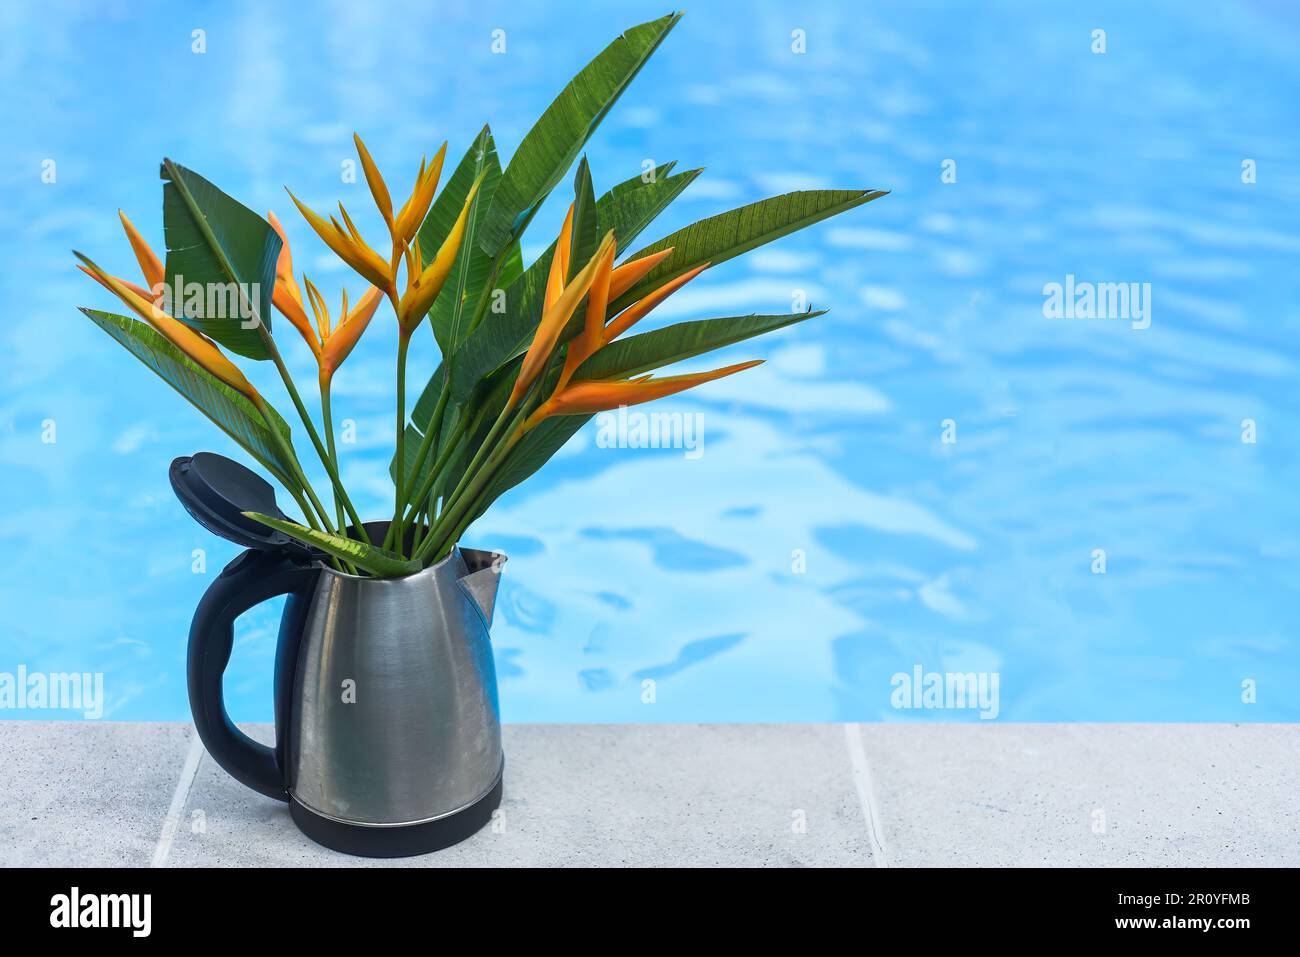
[75,12,884,577]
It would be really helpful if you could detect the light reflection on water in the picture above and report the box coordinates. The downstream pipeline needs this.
[2,1,1298,721]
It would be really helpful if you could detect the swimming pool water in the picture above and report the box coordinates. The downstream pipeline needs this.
[2,0,1298,722]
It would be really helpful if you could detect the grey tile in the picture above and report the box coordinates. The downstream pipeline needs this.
[0,721,193,867]
[162,723,310,868]
[167,723,873,867]
[858,723,1300,867]
[9,721,1294,867]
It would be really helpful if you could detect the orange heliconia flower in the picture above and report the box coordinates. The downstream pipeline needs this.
[394,147,448,246]
[78,210,163,303]
[287,188,394,294]
[117,210,165,292]
[607,248,673,302]
[290,133,463,330]
[509,211,749,433]
[395,175,482,334]
[76,251,257,399]
[353,133,448,247]
[542,211,671,312]
[557,238,617,391]
[268,210,381,378]
[508,230,617,409]
[302,279,384,382]
[267,210,318,354]
[527,360,763,426]
[511,208,716,415]
[544,203,576,311]
[352,134,395,233]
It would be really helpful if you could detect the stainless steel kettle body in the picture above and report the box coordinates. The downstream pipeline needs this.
[186,535,506,857]
[289,549,505,829]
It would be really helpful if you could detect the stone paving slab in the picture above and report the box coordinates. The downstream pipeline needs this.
[1,722,1294,867]
[0,722,195,867]
[164,723,873,867]
[859,724,1300,867]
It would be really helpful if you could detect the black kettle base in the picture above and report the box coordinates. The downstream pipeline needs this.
[288,771,504,858]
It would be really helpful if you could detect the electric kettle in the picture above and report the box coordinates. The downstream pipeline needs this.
[173,451,506,857]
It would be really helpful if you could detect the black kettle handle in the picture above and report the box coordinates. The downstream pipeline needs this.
[187,549,316,801]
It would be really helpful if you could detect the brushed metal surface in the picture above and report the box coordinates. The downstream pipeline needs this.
[288,546,505,826]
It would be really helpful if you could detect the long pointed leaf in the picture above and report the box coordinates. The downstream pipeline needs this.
[597,163,700,252]
[243,513,420,578]
[567,157,599,280]
[410,362,448,438]
[471,312,828,519]
[423,125,509,354]
[576,310,826,381]
[160,160,280,360]
[479,12,681,256]
[611,189,887,311]
[80,308,300,492]
[480,415,590,507]
[450,175,857,407]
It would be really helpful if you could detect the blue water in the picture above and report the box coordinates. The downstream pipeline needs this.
[3,1,1298,722]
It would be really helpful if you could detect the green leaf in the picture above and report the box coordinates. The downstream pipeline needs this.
[423,125,506,354]
[611,189,888,311]
[470,311,827,517]
[410,362,448,437]
[603,161,676,194]
[480,415,591,509]
[409,188,880,527]
[243,513,421,578]
[496,242,526,292]
[440,360,521,497]
[596,163,701,252]
[435,166,710,404]
[409,162,697,424]
[575,310,825,381]
[567,157,599,280]
[159,159,280,360]
[399,357,512,498]
[446,259,550,404]
[392,423,429,491]
[478,12,682,256]
[80,308,300,492]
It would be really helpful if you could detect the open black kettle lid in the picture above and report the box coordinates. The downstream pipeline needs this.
[170,452,313,558]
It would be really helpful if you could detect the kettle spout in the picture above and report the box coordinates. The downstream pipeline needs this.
[457,548,507,627]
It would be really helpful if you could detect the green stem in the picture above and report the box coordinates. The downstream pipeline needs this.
[408,460,441,556]
[399,406,468,532]
[254,397,346,572]
[318,379,358,575]
[269,347,371,545]
[395,244,495,540]
[254,395,333,531]
[388,377,450,550]
[436,403,511,522]
[391,333,411,554]
[319,377,346,534]
[399,226,529,561]
[416,460,448,551]
[416,414,523,564]
[415,358,547,564]
[286,488,320,531]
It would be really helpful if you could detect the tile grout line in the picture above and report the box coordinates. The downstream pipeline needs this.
[843,723,890,868]
[150,727,205,868]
